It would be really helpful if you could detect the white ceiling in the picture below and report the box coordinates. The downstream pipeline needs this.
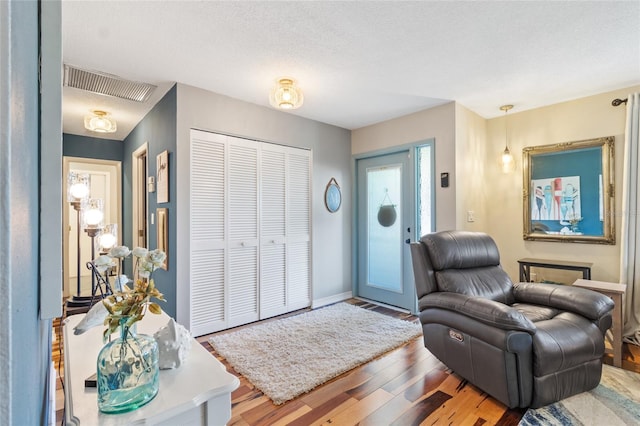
[62,1,640,141]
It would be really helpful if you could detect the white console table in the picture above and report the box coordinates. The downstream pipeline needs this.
[64,312,239,425]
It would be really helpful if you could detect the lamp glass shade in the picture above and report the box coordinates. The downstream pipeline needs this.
[269,78,303,110]
[84,110,117,133]
[98,223,118,251]
[501,147,514,173]
[67,171,90,203]
[82,198,104,228]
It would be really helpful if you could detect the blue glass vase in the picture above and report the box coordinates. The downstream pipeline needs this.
[97,318,159,414]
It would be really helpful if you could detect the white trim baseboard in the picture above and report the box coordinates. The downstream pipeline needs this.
[311,291,353,309]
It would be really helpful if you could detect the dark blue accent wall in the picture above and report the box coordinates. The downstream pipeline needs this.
[123,85,177,317]
[63,133,123,161]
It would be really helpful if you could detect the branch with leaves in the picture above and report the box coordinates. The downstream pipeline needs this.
[94,246,167,342]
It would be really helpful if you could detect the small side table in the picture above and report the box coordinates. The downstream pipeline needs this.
[573,279,627,368]
[518,258,592,282]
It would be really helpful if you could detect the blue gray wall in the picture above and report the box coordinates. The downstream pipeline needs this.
[0,1,52,423]
[123,85,178,317]
[63,133,123,161]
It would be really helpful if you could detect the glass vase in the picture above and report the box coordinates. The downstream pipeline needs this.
[97,318,159,414]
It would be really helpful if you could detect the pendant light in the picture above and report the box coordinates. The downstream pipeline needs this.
[269,77,304,110]
[500,104,514,173]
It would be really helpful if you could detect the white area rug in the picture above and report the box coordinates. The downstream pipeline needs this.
[209,302,423,405]
[519,364,640,425]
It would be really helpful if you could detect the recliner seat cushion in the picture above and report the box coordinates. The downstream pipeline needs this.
[532,312,605,377]
[513,303,560,323]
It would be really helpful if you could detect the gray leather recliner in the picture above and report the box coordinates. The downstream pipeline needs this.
[410,230,614,408]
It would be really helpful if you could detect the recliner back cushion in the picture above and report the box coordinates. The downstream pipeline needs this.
[436,266,515,304]
[422,231,500,270]
[422,231,515,304]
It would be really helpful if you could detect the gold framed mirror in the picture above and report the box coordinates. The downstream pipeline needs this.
[522,136,615,244]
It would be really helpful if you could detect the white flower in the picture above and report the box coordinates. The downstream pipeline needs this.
[94,255,115,273]
[148,249,166,267]
[132,247,148,258]
[138,267,151,279]
[109,245,131,258]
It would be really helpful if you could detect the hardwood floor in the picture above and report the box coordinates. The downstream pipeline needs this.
[54,299,640,425]
[194,299,527,425]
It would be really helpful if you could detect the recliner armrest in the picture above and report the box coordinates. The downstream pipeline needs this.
[513,282,614,321]
[419,293,536,334]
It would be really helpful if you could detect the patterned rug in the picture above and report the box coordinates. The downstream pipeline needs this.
[519,364,640,425]
[208,302,423,405]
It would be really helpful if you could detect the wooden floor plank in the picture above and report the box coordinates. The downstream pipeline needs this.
[241,398,308,426]
[392,390,453,426]
[287,392,355,426]
[319,388,395,425]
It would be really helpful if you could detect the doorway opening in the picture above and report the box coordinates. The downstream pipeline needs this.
[132,143,149,249]
[62,157,122,299]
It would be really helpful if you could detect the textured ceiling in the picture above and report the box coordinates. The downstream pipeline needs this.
[62,1,640,140]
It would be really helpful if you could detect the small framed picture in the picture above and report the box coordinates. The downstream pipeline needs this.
[157,150,169,203]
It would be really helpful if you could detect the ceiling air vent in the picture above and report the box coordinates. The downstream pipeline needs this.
[63,65,157,102]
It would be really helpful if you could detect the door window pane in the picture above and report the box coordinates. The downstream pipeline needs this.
[417,145,433,237]
[367,165,402,292]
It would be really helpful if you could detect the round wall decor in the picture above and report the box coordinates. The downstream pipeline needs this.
[324,178,342,213]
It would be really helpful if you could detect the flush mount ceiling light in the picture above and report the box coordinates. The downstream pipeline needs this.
[84,110,117,133]
[269,77,304,110]
[500,104,514,173]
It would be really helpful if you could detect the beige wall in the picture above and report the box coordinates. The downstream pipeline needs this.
[481,85,640,282]
[352,102,457,231]
[455,104,488,231]
[352,85,639,284]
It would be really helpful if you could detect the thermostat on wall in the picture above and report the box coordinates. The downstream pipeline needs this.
[441,172,449,188]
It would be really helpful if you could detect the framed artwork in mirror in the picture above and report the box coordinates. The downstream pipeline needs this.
[522,136,615,244]
[156,208,168,270]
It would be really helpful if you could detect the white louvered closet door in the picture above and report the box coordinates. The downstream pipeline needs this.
[189,129,311,336]
[190,130,227,336]
[227,137,260,328]
[287,148,312,310]
[260,144,287,319]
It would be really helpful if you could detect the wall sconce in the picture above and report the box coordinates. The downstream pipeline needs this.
[269,77,304,110]
[148,176,156,193]
[84,110,117,133]
[500,104,514,173]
